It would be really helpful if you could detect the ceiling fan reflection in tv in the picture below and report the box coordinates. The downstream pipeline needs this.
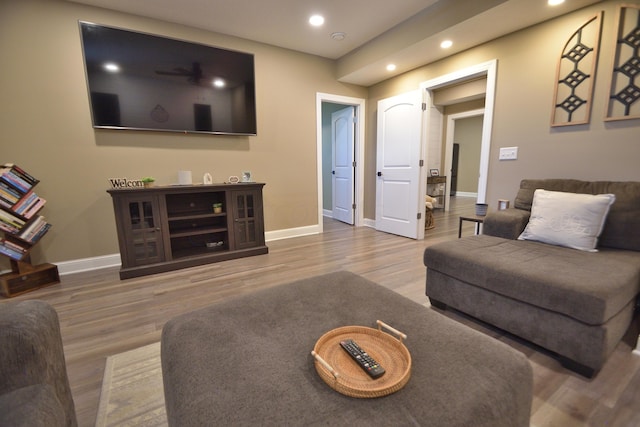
[79,21,257,136]
[156,62,205,85]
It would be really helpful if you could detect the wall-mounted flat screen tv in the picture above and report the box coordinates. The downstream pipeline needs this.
[79,21,257,135]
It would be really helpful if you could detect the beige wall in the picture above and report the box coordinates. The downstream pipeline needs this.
[365,0,640,218]
[0,0,366,268]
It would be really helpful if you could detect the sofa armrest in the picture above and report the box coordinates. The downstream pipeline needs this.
[483,209,530,239]
[0,300,77,426]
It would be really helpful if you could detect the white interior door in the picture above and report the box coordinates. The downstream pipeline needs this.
[332,106,355,224]
[375,90,423,238]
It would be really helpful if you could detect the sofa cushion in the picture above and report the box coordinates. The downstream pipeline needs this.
[518,189,615,252]
[423,235,640,325]
[513,180,640,251]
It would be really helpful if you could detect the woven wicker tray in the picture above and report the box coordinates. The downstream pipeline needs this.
[311,320,411,398]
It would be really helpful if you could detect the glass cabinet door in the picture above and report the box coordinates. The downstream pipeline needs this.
[125,197,164,266]
[232,190,263,249]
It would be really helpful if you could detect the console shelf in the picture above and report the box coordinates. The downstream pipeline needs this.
[108,183,267,279]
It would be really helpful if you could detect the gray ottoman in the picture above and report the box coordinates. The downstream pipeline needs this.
[161,271,532,426]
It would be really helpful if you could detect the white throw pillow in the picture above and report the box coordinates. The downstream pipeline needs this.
[518,189,616,252]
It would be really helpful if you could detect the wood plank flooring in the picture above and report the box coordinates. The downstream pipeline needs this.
[2,197,639,427]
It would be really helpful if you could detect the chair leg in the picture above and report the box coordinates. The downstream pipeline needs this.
[429,298,447,310]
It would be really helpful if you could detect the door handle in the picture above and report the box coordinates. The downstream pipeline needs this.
[332,171,335,175]
[377,172,382,176]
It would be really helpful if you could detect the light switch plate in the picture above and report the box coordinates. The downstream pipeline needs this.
[499,146,518,160]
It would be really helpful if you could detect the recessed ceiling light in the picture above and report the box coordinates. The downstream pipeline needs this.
[440,40,453,49]
[386,64,396,71]
[309,15,324,26]
[548,0,564,5]
[213,78,225,88]
[103,62,120,72]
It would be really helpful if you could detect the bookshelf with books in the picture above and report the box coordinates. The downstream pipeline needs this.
[0,164,59,297]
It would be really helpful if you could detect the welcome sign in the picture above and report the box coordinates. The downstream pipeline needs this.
[108,178,145,189]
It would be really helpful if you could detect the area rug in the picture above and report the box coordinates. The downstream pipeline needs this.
[95,342,167,427]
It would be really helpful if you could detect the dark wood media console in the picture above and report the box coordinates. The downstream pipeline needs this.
[108,183,267,279]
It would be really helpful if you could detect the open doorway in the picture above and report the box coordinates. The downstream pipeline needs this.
[316,93,366,233]
[444,110,484,207]
[420,60,497,211]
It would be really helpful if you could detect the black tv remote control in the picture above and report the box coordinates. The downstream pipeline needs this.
[339,339,385,379]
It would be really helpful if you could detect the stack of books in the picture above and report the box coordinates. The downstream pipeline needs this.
[0,238,27,261]
[0,163,38,195]
[0,208,25,234]
[17,216,51,243]
[0,163,43,216]
[0,163,51,262]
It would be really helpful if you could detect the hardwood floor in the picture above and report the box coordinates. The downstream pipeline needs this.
[2,196,639,427]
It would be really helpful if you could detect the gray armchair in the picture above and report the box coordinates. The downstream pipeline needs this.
[0,300,77,426]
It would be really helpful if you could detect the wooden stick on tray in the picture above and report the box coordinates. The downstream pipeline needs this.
[376,320,407,342]
[311,351,339,379]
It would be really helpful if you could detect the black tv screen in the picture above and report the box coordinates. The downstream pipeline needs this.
[79,21,257,135]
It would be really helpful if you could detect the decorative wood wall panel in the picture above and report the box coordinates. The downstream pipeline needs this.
[551,13,603,127]
[606,4,640,121]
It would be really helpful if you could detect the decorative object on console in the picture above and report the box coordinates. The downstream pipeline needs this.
[606,5,640,121]
[108,177,145,189]
[203,173,213,185]
[177,170,192,185]
[141,177,155,188]
[227,175,240,184]
[551,12,602,126]
[0,164,59,297]
[242,171,252,182]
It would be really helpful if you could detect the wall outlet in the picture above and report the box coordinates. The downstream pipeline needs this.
[499,146,518,160]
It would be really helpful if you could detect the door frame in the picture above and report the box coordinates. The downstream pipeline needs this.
[444,109,485,207]
[420,59,497,207]
[316,93,366,233]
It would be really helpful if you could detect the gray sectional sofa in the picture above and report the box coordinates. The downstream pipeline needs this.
[424,179,640,377]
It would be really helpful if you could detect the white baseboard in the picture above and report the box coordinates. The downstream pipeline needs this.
[363,218,376,228]
[56,254,122,276]
[453,192,478,198]
[265,224,320,241]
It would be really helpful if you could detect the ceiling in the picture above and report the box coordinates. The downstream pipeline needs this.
[68,0,603,86]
